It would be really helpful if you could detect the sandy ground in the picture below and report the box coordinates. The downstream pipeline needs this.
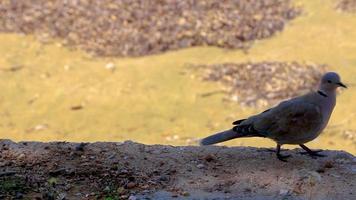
[0,140,355,200]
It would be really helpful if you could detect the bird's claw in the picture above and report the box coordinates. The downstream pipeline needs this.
[277,154,291,162]
[299,150,326,158]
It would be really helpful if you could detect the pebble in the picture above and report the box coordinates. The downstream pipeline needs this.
[64,65,70,71]
[159,175,169,182]
[324,161,334,168]
[204,154,215,162]
[126,182,136,189]
[105,62,116,71]
[57,193,67,200]
[128,195,137,200]
[351,166,356,174]
[197,164,205,169]
[17,153,25,159]
[305,171,322,186]
[119,169,129,175]
[182,191,190,196]
[279,189,289,195]
[49,168,67,177]
[0,171,16,177]
[75,143,87,151]
[15,192,24,199]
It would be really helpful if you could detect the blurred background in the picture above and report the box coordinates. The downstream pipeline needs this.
[0,0,355,154]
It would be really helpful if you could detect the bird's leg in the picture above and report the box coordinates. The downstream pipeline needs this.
[276,144,291,162]
[299,144,326,157]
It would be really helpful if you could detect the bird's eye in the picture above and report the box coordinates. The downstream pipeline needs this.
[327,80,332,83]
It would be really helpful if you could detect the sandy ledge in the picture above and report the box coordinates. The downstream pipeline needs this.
[0,139,355,200]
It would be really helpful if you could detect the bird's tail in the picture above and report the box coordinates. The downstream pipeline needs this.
[200,129,242,145]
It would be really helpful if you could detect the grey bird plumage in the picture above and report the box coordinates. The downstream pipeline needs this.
[200,72,347,161]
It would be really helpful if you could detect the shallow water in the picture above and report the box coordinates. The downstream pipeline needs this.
[0,0,355,154]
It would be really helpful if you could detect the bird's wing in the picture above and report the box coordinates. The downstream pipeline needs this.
[241,98,323,140]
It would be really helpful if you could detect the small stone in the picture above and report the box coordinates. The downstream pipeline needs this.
[197,164,205,169]
[324,161,334,168]
[306,171,322,186]
[204,154,215,162]
[128,195,137,200]
[119,169,129,175]
[103,186,111,193]
[279,189,289,195]
[182,191,190,196]
[105,62,116,71]
[75,143,87,151]
[33,124,48,131]
[15,192,24,199]
[49,168,66,177]
[351,166,356,174]
[117,187,126,194]
[316,168,325,173]
[57,193,66,200]
[244,188,251,193]
[159,175,169,182]
[71,105,83,110]
[0,171,16,177]
[140,184,149,190]
[17,154,25,159]
[330,173,341,178]
[126,182,136,189]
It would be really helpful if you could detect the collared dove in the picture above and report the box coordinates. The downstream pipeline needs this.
[200,72,347,162]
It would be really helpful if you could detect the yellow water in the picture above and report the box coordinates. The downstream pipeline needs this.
[0,0,355,154]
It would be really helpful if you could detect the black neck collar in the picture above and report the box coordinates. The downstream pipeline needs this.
[317,90,328,97]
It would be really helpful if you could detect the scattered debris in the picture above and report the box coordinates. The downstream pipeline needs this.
[70,105,84,111]
[0,65,24,72]
[196,164,205,169]
[203,154,216,162]
[26,124,49,133]
[337,0,356,13]
[74,142,88,151]
[192,61,327,107]
[105,62,116,72]
[0,0,300,57]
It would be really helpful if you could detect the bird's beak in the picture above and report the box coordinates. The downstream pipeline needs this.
[337,82,347,88]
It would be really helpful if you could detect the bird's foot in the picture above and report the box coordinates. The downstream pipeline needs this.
[299,144,326,158]
[299,150,326,158]
[277,154,291,162]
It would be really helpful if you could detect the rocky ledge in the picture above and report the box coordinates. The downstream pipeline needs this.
[0,140,355,200]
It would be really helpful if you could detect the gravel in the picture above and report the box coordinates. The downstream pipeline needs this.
[0,0,300,57]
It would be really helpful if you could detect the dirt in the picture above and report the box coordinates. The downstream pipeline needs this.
[190,61,327,107]
[0,0,300,57]
[0,140,355,200]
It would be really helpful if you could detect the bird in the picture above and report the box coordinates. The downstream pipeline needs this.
[200,72,347,162]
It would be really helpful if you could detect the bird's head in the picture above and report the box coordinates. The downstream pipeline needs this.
[319,72,347,92]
